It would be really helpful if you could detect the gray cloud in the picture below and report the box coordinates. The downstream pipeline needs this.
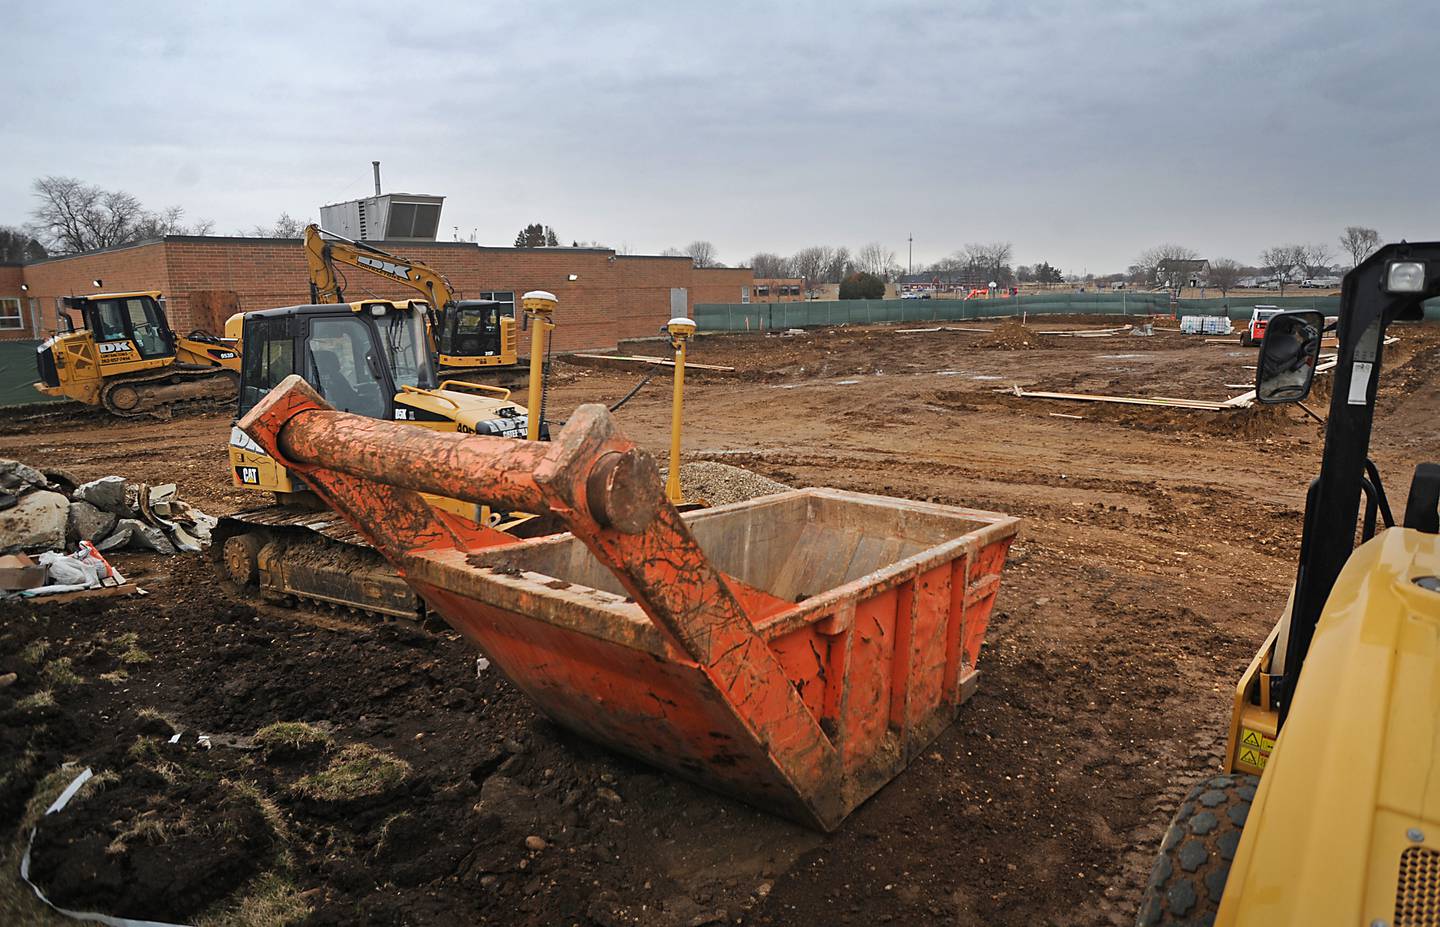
[2,0,1435,272]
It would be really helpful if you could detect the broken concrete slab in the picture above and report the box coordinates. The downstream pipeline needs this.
[110,518,177,555]
[74,476,131,516]
[0,459,48,495]
[0,490,70,553]
[67,500,118,544]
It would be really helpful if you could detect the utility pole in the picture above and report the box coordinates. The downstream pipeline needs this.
[908,233,913,275]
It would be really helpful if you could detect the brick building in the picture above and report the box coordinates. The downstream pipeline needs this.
[751,278,806,302]
[0,237,755,352]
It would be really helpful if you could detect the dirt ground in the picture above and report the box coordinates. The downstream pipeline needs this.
[3,317,1438,926]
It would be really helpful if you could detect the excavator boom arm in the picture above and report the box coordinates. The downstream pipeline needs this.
[302,224,457,308]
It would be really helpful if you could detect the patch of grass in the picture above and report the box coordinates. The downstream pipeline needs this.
[291,743,410,802]
[127,736,162,762]
[196,871,310,927]
[40,658,81,687]
[119,644,152,665]
[107,809,189,856]
[98,667,129,683]
[254,722,331,760]
[20,640,48,665]
[223,780,290,842]
[16,690,55,711]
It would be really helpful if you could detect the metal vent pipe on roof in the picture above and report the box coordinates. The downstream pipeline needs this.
[372,161,382,196]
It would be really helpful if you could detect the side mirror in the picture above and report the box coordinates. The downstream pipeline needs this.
[1256,310,1325,404]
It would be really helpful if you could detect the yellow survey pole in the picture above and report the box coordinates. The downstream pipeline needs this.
[521,291,557,442]
[665,316,696,505]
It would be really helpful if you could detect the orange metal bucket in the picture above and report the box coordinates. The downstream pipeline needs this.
[238,376,1019,830]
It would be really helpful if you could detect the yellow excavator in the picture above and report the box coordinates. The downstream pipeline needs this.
[33,291,241,417]
[303,224,518,371]
[214,292,556,618]
[1137,243,1440,925]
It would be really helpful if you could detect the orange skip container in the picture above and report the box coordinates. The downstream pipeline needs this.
[239,376,1019,830]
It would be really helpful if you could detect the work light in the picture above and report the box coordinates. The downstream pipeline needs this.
[1385,261,1426,293]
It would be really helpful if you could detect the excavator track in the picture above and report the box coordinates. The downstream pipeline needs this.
[101,366,239,419]
[213,505,426,622]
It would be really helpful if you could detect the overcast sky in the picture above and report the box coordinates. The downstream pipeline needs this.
[2,0,1433,273]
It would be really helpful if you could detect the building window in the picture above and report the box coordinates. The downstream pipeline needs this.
[0,298,24,331]
[478,291,515,317]
[756,286,770,297]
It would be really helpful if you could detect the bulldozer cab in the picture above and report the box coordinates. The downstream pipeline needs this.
[239,300,437,421]
[64,292,176,361]
[435,299,510,362]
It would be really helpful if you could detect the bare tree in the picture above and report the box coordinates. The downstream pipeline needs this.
[749,252,790,278]
[1207,258,1243,303]
[788,246,833,294]
[29,176,211,253]
[659,247,687,258]
[855,242,897,278]
[1259,245,1308,296]
[684,240,719,268]
[1338,226,1380,268]
[1301,243,1334,278]
[1133,244,1199,287]
[963,242,1014,285]
[824,246,853,283]
[251,212,305,238]
[0,226,47,261]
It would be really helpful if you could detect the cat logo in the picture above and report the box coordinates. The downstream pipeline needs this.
[97,341,135,355]
[237,466,260,485]
[357,255,413,280]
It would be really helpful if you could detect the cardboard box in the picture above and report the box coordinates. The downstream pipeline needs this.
[0,553,46,591]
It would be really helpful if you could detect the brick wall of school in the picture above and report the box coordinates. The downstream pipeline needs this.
[19,241,171,338]
[0,264,30,339]
[18,237,755,354]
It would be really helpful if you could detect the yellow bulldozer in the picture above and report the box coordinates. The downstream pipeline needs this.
[214,292,556,618]
[1137,243,1440,925]
[33,291,241,417]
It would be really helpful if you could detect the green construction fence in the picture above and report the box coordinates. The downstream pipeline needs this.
[694,294,1440,332]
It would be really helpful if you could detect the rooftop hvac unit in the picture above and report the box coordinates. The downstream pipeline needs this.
[317,193,445,242]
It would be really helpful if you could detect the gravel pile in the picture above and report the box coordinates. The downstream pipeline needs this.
[661,461,793,506]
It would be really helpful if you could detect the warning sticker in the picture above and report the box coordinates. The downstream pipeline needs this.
[1237,747,1268,769]
[1237,728,1272,769]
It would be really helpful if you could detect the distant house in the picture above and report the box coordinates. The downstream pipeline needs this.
[1156,258,1210,289]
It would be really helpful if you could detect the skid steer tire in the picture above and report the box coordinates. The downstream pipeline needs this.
[1135,773,1258,927]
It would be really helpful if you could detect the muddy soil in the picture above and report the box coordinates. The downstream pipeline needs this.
[3,317,1438,926]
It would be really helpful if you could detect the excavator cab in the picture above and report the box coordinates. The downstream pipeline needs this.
[1138,244,1440,926]
[238,299,437,421]
[434,299,512,366]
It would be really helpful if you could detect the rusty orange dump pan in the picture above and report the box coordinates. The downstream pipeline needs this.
[240,376,1019,830]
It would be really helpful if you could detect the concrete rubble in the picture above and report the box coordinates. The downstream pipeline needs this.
[0,458,215,557]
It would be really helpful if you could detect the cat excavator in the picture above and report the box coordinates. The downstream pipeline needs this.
[1138,242,1440,926]
[213,292,555,618]
[33,291,241,417]
[303,224,518,371]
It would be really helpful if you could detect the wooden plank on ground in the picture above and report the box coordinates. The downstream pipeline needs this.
[22,583,140,604]
[1003,388,1233,411]
[569,354,736,372]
